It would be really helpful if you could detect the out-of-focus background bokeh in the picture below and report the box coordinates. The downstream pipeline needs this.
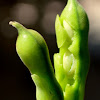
[0,0,100,100]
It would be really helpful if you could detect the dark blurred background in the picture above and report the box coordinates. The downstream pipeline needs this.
[0,0,100,100]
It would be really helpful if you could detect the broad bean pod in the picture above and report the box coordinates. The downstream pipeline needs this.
[9,21,63,100]
[54,0,89,100]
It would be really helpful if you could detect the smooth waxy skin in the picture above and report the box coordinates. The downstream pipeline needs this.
[54,0,89,100]
[9,21,64,100]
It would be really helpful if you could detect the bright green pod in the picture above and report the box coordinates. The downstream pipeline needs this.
[54,0,89,100]
[9,21,64,100]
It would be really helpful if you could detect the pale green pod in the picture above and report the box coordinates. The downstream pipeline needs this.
[54,0,89,100]
[9,21,64,100]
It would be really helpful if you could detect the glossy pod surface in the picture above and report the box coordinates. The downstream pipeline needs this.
[9,21,64,100]
[54,0,89,100]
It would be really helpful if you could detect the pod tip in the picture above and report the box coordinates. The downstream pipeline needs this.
[9,21,25,30]
[9,21,13,25]
[9,21,18,28]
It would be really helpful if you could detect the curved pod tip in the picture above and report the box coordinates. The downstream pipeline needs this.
[9,21,25,31]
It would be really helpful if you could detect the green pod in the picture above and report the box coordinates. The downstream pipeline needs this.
[9,21,63,100]
[54,0,89,100]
